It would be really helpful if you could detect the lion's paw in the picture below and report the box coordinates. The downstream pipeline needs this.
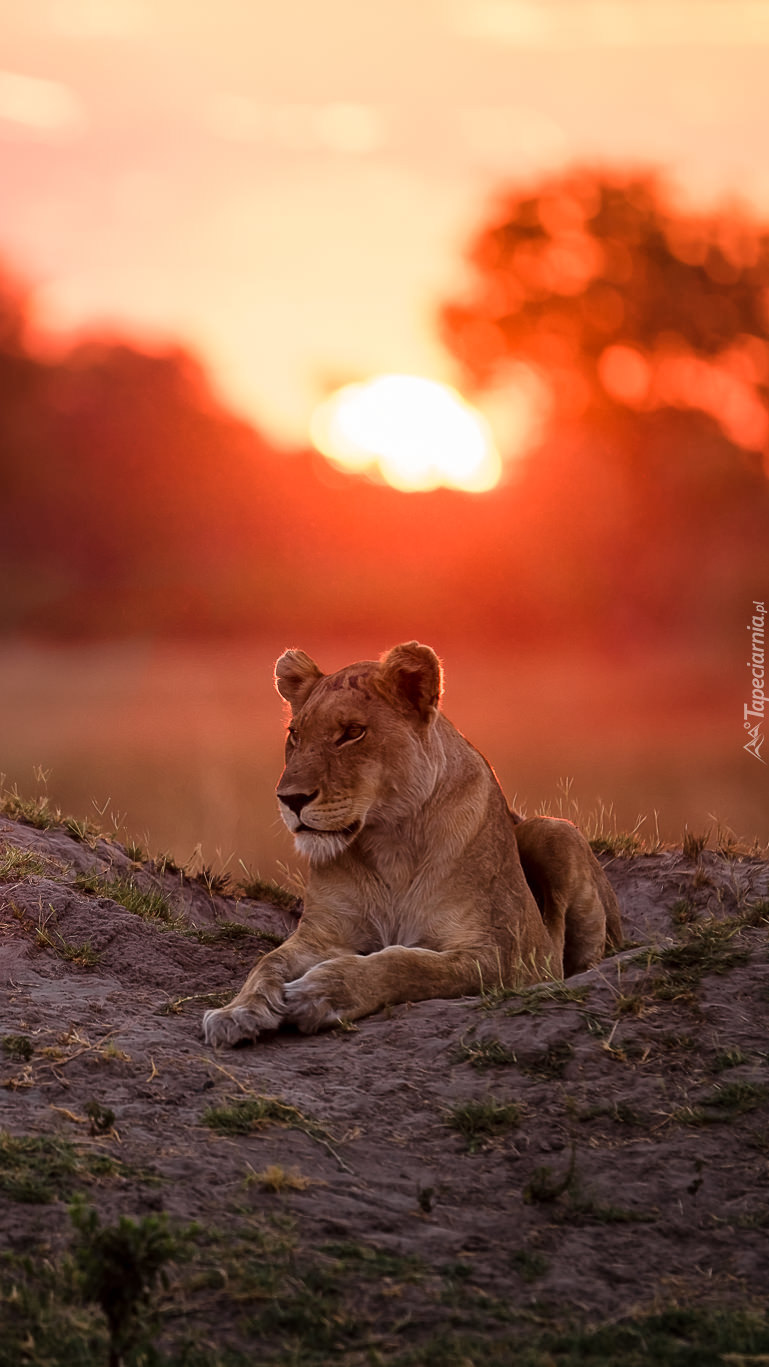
[202,1002,278,1047]
[283,969,347,1034]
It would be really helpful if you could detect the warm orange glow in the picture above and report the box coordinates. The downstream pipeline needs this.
[310,375,502,492]
[598,344,651,408]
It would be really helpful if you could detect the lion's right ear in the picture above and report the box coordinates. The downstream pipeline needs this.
[274,650,323,711]
[379,641,443,724]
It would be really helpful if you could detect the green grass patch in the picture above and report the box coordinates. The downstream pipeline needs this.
[195,865,234,897]
[645,918,753,1000]
[614,991,646,1017]
[445,1097,520,1153]
[697,1080,768,1121]
[0,1131,79,1203]
[452,1035,517,1068]
[523,1144,654,1225]
[2,1034,34,1062]
[0,1130,156,1204]
[61,815,100,845]
[35,921,101,967]
[321,1240,424,1282]
[510,1248,549,1282]
[202,1094,330,1145]
[195,918,256,944]
[670,896,699,926]
[1,1206,768,1366]
[713,1046,751,1071]
[524,1144,578,1205]
[740,897,769,927]
[0,1132,109,1204]
[484,980,590,1016]
[390,1306,769,1367]
[519,1040,573,1079]
[238,874,300,913]
[75,871,177,926]
[0,1250,104,1367]
[682,828,710,860]
[185,1222,367,1358]
[70,1198,184,1367]
[0,844,49,882]
[0,785,60,830]
[589,831,644,857]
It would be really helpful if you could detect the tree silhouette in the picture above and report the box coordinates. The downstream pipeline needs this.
[440,168,769,465]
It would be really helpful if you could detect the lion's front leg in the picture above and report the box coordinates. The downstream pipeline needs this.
[283,945,502,1034]
[203,932,335,1047]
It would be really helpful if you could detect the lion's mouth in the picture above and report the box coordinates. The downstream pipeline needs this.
[296,819,362,839]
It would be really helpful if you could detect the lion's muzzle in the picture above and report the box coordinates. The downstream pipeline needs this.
[278,789,319,820]
[277,787,364,853]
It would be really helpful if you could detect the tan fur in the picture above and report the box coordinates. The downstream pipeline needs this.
[203,642,622,1046]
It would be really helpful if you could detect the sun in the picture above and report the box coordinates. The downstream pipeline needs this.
[309,374,502,492]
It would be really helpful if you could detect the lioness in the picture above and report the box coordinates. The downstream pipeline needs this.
[203,642,621,1047]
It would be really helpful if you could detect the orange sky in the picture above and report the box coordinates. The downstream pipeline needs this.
[2,0,769,445]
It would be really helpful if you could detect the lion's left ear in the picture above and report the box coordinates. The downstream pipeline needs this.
[275,649,323,711]
[379,641,443,724]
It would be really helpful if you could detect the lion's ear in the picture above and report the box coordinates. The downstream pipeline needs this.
[379,641,443,724]
[274,649,323,710]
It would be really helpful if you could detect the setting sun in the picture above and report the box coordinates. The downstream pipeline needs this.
[309,375,502,492]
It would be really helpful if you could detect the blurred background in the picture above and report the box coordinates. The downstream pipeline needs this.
[1,0,768,878]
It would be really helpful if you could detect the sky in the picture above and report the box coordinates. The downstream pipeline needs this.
[3,0,769,445]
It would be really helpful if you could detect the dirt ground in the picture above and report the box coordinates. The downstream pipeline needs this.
[1,811,769,1366]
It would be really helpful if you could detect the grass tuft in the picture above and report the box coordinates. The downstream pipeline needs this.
[238,873,300,913]
[485,980,590,1015]
[452,1035,517,1069]
[35,919,101,967]
[0,783,60,830]
[682,827,710,861]
[0,1131,91,1204]
[196,865,234,897]
[245,1163,314,1192]
[75,871,177,926]
[70,1198,183,1367]
[445,1096,520,1152]
[2,1033,35,1061]
[519,1040,573,1079]
[0,844,49,882]
[644,917,753,999]
[203,1094,330,1144]
[699,1080,768,1118]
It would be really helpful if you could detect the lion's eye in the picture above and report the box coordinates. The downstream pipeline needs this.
[286,727,298,747]
[337,723,366,746]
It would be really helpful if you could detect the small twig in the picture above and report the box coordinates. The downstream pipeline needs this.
[310,1133,356,1176]
[201,1058,252,1094]
[201,1064,358,1175]
[50,1104,87,1124]
[36,1028,121,1073]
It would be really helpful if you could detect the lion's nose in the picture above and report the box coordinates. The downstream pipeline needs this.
[278,790,319,818]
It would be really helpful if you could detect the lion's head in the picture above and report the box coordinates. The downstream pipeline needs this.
[274,641,444,864]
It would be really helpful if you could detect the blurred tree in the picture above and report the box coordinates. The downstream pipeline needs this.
[440,168,769,466]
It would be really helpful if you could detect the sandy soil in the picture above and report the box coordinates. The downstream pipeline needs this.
[1,813,769,1365]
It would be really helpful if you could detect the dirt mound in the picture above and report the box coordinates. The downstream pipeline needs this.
[2,813,769,1365]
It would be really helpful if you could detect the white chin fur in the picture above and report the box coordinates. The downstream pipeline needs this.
[293,829,356,864]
